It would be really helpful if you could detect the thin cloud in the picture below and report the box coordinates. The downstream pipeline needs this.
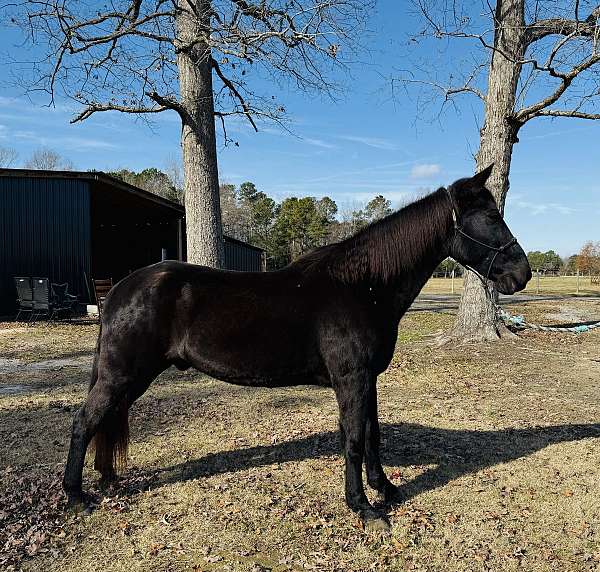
[302,137,338,150]
[410,163,441,179]
[0,96,75,115]
[13,129,118,150]
[337,135,401,151]
[296,159,431,186]
[522,125,594,141]
[509,198,577,216]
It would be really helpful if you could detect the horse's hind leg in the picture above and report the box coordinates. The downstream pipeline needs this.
[94,399,129,487]
[93,366,164,486]
[63,374,129,509]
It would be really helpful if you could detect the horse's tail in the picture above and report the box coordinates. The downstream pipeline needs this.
[89,324,130,475]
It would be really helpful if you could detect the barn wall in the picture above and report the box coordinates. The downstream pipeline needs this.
[223,237,263,272]
[0,176,91,314]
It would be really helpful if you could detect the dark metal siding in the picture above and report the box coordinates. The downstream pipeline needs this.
[0,177,91,314]
[223,238,263,271]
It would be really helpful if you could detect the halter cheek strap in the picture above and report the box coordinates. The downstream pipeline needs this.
[444,187,517,284]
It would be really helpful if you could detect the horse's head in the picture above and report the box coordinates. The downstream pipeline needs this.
[447,165,531,295]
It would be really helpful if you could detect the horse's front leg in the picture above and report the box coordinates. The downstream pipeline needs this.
[364,382,403,504]
[333,370,390,532]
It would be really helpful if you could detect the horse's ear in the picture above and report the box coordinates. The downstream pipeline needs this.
[471,164,494,188]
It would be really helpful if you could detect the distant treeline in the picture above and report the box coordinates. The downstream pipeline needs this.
[527,245,600,275]
[219,182,392,269]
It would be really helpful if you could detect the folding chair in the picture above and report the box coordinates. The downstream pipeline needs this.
[14,277,34,322]
[50,282,79,321]
[31,277,52,322]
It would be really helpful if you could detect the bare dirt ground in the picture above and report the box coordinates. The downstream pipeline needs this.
[1,299,600,572]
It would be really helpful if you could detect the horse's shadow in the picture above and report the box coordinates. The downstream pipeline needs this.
[148,422,600,504]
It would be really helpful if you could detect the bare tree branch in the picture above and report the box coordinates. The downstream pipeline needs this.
[211,57,258,131]
[515,52,600,123]
[532,109,600,119]
[399,73,486,103]
[70,101,169,123]
[526,5,600,44]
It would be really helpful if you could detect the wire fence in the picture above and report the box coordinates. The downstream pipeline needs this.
[423,273,600,296]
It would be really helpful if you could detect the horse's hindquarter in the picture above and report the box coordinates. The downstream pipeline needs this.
[180,267,329,387]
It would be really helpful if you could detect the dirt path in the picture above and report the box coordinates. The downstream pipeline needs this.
[1,301,600,571]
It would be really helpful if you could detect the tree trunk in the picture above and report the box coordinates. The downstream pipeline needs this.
[176,0,224,267]
[445,0,526,343]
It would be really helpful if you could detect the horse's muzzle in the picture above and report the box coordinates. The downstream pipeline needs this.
[496,267,532,295]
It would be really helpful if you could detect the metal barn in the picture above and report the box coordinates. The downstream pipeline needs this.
[0,169,264,314]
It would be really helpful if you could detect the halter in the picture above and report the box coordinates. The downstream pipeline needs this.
[444,187,517,285]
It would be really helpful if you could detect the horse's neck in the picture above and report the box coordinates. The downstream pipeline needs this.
[339,187,453,286]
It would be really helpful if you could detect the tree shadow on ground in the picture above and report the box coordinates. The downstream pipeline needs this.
[153,422,600,505]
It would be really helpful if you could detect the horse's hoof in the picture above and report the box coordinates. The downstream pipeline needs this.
[66,500,92,515]
[364,516,391,535]
[66,494,94,515]
[98,475,118,492]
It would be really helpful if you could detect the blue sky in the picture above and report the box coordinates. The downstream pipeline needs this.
[0,1,598,258]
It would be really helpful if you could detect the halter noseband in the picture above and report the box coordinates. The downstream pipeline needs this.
[444,187,517,284]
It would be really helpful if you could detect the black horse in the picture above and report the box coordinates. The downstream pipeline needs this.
[63,165,531,530]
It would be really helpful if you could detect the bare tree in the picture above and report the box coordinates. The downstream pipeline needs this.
[164,154,185,203]
[219,182,250,241]
[0,146,18,167]
[4,0,371,267]
[399,0,600,342]
[24,147,74,170]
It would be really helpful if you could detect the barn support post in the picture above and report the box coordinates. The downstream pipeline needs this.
[177,218,185,262]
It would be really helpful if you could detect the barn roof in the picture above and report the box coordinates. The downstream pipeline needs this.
[0,168,185,215]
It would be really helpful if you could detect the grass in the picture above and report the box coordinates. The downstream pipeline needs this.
[422,275,600,296]
[2,299,600,571]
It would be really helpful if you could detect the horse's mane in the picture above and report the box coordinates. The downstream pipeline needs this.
[292,187,452,283]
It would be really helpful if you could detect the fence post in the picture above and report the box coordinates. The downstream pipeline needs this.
[451,269,455,295]
[536,272,540,294]
[577,269,580,294]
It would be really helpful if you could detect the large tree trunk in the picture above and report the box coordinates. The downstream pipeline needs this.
[445,0,526,343]
[176,0,224,267]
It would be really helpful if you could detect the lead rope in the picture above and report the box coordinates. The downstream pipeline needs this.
[494,306,600,333]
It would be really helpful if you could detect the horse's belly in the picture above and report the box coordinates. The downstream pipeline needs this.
[209,370,331,388]
[184,334,326,388]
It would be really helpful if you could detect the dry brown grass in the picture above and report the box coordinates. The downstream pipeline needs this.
[2,300,600,571]
[423,275,600,296]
